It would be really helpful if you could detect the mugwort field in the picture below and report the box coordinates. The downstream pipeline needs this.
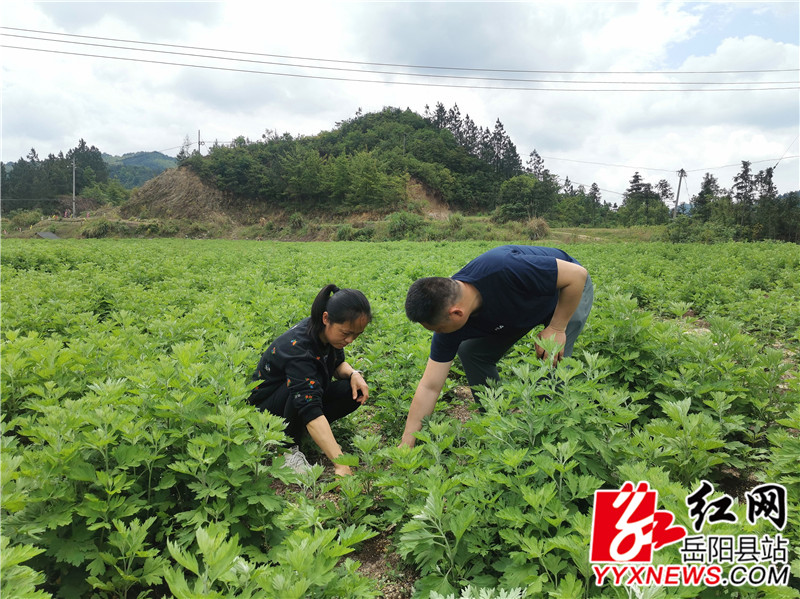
[2,239,798,598]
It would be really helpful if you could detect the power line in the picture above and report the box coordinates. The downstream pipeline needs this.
[5,44,798,93]
[565,182,625,197]
[541,156,675,173]
[3,26,798,77]
[684,155,799,173]
[544,154,800,174]
[549,153,799,198]
[3,30,797,87]
[773,135,799,169]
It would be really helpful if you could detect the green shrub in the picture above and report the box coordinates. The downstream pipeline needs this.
[491,203,527,224]
[289,212,305,230]
[352,225,375,241]
[80,218,113,238]
[337,223,376,242]
[421,223,448,241]
[447,212,464,232]
[665,216,738,243]
[135,221,163,236]
[386,211,424,240]
[523,217,550,240]
[185,222,209,238]
[336,223,355,241]
[9,210,43,230]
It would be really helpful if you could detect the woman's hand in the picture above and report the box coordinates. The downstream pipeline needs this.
[350,371,369,404]
[334,463,353,477]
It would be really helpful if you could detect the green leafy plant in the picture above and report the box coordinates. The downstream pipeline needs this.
[1,239,797,598]
[0,536,52,599]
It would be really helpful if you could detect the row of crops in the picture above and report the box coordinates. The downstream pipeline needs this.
[1,239,799,598]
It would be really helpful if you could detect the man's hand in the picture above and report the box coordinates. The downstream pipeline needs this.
[536,326,566,366]
[400,358,452,447]
[537,260,587,366]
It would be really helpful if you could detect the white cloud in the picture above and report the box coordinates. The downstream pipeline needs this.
[2,1,798,197]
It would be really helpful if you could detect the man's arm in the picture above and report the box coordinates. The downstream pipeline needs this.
[400,358,452,447]
[537,259,588,364]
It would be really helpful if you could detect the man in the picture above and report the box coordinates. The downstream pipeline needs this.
[401,245,593,447]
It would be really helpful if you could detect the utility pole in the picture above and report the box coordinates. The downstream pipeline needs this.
[673,168,687,217]
[72,156,76,218]
[197,130,205,155]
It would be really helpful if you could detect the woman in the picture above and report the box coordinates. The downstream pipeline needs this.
[248,284,371,476]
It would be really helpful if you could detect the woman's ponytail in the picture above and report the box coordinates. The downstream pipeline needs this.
[311,284,340,339]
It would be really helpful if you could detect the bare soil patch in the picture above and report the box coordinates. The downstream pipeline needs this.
[407,178,450,220]
[448,386,477,422]
[352,532,417,598]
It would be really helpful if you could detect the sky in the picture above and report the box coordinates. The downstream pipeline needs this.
[1,1,799,204]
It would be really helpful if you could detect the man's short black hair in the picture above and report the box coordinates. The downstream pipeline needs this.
[405,277,461,325]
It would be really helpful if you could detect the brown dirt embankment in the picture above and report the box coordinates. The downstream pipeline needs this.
[121,167,248,225]
[120,167,449,230]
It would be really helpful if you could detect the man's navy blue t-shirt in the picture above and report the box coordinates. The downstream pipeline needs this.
[429,245,580,363]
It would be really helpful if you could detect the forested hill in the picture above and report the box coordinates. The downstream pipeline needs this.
[180,104,531,215]
[104,151,177,188]
[177,103,798,241]
[3,104,797,241]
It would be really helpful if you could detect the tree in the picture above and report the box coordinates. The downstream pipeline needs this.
[755,167,778,203]
[431,102,447,129]
[587,183,603,225]
[324,154,351,204]
[769,191,800,242]
[618,172,669,225]
[498,138,523,178]
[281,145,326,204]
[732,160,755,228]
[81,177,131,205]
[445,104,463,140]
[344,151,405,211]
[494,174,558,222]
[67,139,108,192]
[4,150,38,199]
[562,176,575,196]
[526,150,545,179]
[656,179,673,206]
[691,173,720,223]
[485,119,522,178]
[627,171,646,195]
[461,115,480,157]
[42,152,71,195]
[588,183,602,204]
[176,136,193,163]
[753,167,788,240]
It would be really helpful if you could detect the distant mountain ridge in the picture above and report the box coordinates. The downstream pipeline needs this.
[103,151,177,188]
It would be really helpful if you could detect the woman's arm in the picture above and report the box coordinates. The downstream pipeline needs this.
[305,415,352,476]
[334,362,369,404]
